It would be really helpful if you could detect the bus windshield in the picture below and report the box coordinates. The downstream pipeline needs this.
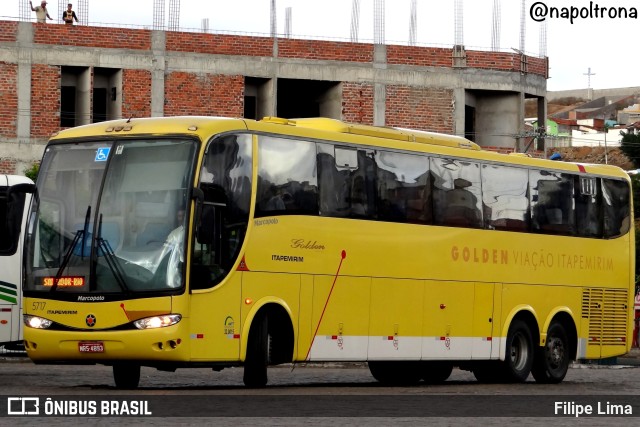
[24,138,198,295]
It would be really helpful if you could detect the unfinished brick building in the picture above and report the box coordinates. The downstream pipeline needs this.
[0,21,548,174]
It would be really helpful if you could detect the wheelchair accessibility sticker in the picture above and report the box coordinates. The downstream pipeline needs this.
[95,147,110,162]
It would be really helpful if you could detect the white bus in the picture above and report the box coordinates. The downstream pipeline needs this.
[0,175,33,350]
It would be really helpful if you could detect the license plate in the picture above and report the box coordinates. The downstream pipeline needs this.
[78,342,104,353]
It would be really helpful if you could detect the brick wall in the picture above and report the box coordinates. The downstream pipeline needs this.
[166,33,272,57]
[278,39,373,63]
[122,69,152,119]
[385,86,454,133]
[0,158,17,175]
[34,25,151,50]
[0,21,17,43]
[342,82,374,125]
[31,64,60,137]
[164,72,244,117]
[387,46,454,68]
[0,62,18,138]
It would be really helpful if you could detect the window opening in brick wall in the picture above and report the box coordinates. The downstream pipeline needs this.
[93,68,122,123]
[277,79,340,120]
[61,66,89,128]
[244,77,272,120]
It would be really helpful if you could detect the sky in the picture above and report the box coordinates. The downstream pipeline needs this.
[4,0,639,91]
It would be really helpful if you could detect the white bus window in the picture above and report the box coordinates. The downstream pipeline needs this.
[482,164,529,232]
[256,136,318,217]
[431,158,482,228]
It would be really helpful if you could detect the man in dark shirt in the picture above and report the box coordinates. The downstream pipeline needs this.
[63,3,79,25]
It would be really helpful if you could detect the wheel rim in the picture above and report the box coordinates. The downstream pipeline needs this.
[546,336,565,369]
[510,332,529,371]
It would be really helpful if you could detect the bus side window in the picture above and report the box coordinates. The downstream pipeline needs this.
[431,158,482,228]
[0,187,27,256]
[575,176,602,238]
[481,164,529,232]
[530,170,575,236]
[603,178,630,238]
[190,134,252,290]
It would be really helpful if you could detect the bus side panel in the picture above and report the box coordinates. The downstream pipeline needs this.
[471,282,495,359]
[189,274,242,361]
[241,271,300,358]
[368,278,423,360]
[491,283,503,359]
[296,274,314,362]
[422,280,474,360]
[307,275,370,361]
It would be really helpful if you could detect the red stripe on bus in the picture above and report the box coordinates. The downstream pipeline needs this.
[577,164,586,173]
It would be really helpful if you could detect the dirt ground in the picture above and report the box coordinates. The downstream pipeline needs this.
[548,147,634,170]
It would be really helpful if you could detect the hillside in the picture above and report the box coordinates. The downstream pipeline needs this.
[548,147,634,170]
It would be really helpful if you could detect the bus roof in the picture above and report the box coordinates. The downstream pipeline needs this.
[49,116,629,180]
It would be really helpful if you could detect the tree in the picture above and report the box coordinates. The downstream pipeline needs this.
[619,131,640,169]
[23,162,39,182]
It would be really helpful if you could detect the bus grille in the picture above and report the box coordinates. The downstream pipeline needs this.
[581,288,628,346]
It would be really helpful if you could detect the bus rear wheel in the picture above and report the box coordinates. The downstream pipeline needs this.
[243,313,271,388]
[531,322,570,384]
[113,364,141,389]
[502,319,534,382]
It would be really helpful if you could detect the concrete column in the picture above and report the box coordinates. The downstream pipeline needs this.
[453,88,466,137]
[77,68,91,125]
[151,31,166,117]
[16,22,33,144]
[373,44,386,126]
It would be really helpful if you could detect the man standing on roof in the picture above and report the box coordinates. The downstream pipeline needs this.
[29,1,53,23]
[63,3,79,25]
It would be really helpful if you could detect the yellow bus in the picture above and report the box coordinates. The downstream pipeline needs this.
[15,116,634,388]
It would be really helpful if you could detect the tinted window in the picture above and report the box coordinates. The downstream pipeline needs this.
[530,170,575,235]
[602,178,630,238]
[575,176,602,238]
[376,151,431,224]
[193,134,253,288]
[431,158,482,227]
[482,164,529,231]
[256,136,319,217]
[317,144,376,219]
[0,187,26,255]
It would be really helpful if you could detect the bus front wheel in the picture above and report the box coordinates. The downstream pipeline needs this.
[243,313,271,388]
[113,364,141,389]
[531,322,570,384]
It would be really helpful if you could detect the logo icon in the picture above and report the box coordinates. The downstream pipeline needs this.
[7,397,40,415]
[85,314,96,327]
[95,147,110,162]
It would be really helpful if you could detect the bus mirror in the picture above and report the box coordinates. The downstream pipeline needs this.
[8,183,36,196]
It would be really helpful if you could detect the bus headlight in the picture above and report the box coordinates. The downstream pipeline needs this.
[24,315,53,329]
[133,314,182,330]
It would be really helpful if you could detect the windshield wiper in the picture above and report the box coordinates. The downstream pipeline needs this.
[50,205,91,292]
[95,214,130,293]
